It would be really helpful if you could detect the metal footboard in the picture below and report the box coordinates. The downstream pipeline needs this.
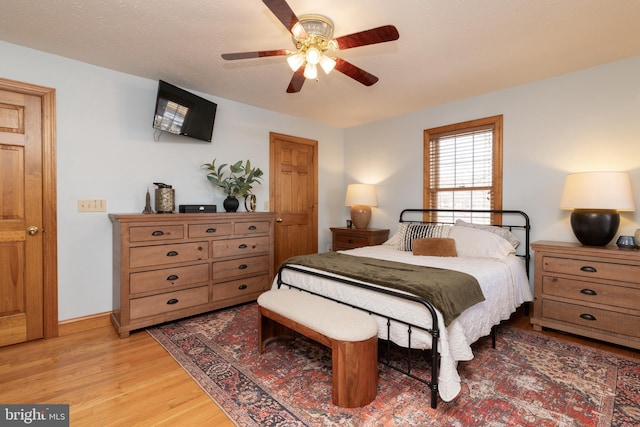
[277,264,441,409]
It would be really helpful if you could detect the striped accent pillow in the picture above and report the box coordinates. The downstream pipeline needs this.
[399,223,452,251]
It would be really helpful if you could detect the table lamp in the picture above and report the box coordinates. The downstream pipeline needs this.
[345,184,377,229]
[560,171,635,246]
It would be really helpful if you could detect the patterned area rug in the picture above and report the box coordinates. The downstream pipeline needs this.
[147,303,640,426]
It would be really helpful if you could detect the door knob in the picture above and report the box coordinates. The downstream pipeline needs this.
[26,226,39,235]
[276,218,283,222]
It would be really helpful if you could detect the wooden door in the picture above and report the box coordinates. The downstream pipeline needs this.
[0,78,57,346]
[269,132,318,271]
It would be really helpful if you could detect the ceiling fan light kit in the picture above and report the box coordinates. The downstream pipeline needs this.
[222,0,399,93]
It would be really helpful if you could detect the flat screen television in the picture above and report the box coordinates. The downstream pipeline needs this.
[153,80,217,142]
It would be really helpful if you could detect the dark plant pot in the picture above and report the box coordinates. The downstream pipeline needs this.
[223,196,239,212]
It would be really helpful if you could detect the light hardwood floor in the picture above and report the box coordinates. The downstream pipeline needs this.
[0,305,637,426]
[0,319,235,426]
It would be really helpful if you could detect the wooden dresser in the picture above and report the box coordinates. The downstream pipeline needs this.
[330,227,389,251]
[531,240,640,350]
[110,212,275,337]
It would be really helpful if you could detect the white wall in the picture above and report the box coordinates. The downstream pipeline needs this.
[3,38,639,321]
[0,41,345,321]
[344,56,640,247]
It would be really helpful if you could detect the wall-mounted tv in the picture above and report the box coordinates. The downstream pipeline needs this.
[153,80,217,142]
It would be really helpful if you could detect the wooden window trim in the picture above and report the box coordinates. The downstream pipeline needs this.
[423,115,503,222]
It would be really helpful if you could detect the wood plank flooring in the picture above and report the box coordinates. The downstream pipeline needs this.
[0,321,235,426]
[0,305,637,426]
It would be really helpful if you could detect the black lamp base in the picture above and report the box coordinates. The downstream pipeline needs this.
[570,209,619,246]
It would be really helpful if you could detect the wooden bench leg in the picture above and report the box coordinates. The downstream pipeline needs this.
[331,336,378,408]
[258,306,295,354]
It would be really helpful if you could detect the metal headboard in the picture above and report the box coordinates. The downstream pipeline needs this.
[398,209,531,277]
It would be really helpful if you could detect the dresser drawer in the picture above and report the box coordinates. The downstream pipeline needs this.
[334,233,369,248]
[542,255,640,284]
[234,220,271,235]
[130,242,208,268]
[129,286,209,320]
[129,225,184,242]
[542,276,640,311]
[211,275,269,301]
[188,222,233,238]
[212,255,270,281]
[542,299,640,338]
[211,236,270,258]
[130,263,209,294]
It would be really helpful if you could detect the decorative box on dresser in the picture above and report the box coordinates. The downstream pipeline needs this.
[530,240,640,350]
[330,227,389,251]
[110,212,275,338]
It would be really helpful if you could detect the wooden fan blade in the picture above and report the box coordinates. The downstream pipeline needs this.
[334,58,379,86]
[222,49,289,60]
[286,69,305,93]
[262,0,307,37]
[334,25,399,50]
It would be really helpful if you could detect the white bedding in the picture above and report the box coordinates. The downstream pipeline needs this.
[272,245,533,402]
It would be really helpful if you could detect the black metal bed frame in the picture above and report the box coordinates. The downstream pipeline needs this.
[276,209,531,409]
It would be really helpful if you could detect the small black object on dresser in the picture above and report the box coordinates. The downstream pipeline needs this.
[179,204,217,213]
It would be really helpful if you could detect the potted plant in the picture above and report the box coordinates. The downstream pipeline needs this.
[202,159,263,212]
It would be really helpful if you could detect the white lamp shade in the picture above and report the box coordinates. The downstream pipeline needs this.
[303,63,317,79]
[287,52,305,71]
[305,47,321,65]
[560,171,635,211]
[345,184,377,207]
[319,55,336,74]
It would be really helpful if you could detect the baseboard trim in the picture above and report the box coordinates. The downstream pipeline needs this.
[58,312,112,336]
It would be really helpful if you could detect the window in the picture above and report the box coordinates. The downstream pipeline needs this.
[423,115,503,224]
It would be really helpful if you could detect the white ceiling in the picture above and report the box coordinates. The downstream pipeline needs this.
[1,0,640,128]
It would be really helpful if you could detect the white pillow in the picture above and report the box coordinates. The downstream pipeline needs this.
[454,219,521,249]
[382,223,406,248]
[449,225,516,259]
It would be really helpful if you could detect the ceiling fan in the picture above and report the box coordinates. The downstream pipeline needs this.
[221,0,400,93]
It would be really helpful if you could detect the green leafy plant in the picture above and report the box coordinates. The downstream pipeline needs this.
[202,159,264,197]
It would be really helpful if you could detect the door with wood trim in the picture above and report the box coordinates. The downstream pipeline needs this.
[0,78,57,346]
[269,132,318,271]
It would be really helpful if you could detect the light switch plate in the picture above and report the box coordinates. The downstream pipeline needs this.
[78,199,106,212]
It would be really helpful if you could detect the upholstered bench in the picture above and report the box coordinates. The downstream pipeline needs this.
[257,288,379,408]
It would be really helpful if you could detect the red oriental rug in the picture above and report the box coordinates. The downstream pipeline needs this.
[147,303,640,426]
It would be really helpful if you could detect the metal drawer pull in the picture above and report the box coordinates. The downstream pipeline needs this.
[248,225,257,230]
[580,288,597,296]
[580,266,597,273]
[167,298,179,305]
[152,230,165,236]
[166,251,179,257]
[206,228,217,233]
[238,264,248,269]
[239,244,248,249]
[348,239,354,243]
[238,284,248,290]
[579,313,596,321]
[167,275,179,281]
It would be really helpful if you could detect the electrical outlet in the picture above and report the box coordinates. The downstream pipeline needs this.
[78,199,107,212]
[263,201,269,210]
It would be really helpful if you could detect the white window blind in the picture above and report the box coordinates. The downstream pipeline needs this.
[424,116,503,224]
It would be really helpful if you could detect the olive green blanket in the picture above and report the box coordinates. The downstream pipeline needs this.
[282,252,485,326]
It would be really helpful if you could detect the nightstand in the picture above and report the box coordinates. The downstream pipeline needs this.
[530,240,640,350]
[330,227,389,251]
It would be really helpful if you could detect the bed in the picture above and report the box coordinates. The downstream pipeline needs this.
[273,209,532,408]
